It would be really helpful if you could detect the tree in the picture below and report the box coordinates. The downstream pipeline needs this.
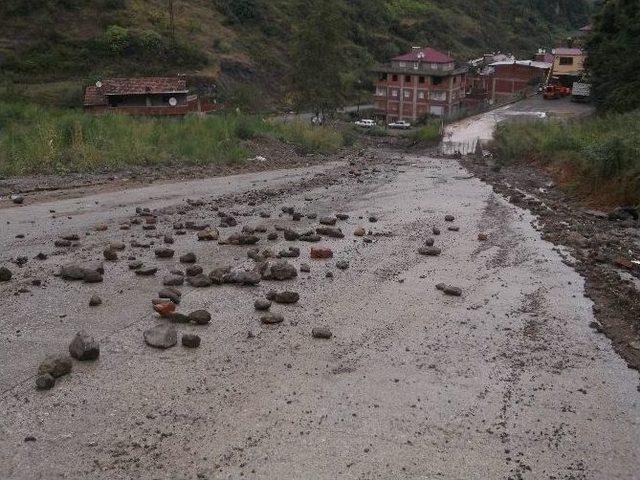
[586,0,640,112]
[290,0,350,116]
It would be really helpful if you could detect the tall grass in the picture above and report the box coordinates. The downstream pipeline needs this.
[407,120,442,144]
[491,112,640,203]
[0,103,345,176]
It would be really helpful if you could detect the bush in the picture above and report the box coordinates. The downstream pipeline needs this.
[490,112,640,203]
[408,121,441,143]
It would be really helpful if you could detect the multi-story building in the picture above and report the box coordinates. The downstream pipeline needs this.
[372,47,468,121]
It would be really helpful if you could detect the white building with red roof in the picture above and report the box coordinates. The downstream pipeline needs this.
[372,46,468,121]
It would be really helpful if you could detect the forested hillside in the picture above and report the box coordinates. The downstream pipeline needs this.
[0,0,591,105]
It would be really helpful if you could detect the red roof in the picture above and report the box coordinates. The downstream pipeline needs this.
[393,47,454,64]
[84,77,188,106]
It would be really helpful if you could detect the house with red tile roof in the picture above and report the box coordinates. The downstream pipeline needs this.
[372,46,468,121]
[83,77,220,116]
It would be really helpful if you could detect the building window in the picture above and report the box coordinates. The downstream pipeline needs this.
[419,76,425,84]
[404,89,411,99]
[404,75,411,82]
[429,91,447,101]
[559,57,574,65]
[376,87,386,96]
[392,74,398,82]
[432,76,443,86]
[378,73,387,81]
[391,89,398,98]
[418,91,425,99]
[399,62,406,68]
[413,62,419,70]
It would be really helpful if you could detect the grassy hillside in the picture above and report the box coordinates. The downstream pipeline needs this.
[0,0,591,106]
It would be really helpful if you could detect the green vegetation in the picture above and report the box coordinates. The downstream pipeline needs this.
[0,103,345,176]
[408,121,442,144]
[0,0,591,105]
[586,0,640,113]
[490,113,640,203]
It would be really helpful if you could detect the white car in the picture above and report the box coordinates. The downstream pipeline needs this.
[354,119,376,128]
[388,120,411,129]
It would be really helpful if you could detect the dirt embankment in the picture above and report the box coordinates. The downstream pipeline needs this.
[461,156,640,373]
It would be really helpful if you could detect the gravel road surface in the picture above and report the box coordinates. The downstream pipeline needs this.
[0,152,638,479]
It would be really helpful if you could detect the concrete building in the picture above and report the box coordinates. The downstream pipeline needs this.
[372,47,468,121]
[551,48,586,79]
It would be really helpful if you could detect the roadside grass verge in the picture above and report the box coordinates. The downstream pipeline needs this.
[406,121,442,144]
[490,111,640,204]
[0,102,345,176]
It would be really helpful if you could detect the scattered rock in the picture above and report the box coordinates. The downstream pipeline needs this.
[310,247,333,259]
[197,228,219,241]
[336,260,349,270]
[187,274,213,288]
[259,260,298,281]
[267,232,278,241]
[153,302,176,317]
[129,260,143,270]
[155,247,175,259]
[60,264,85,280]
[224,270,261,286]
[267,290,300,304]
[300,263,311,273]
[478,233,488,241]
[144,324,177,349]
[299,233,322,242]
[432,227,441,235]
[445,215,455,222]
[89,295,102,307]
[336,214,349,221]
[135,266,158,276]
[369,216,378,223]
[103,249,118,261]
[69,331,100,361]
[283,229,300,241]
[354,226,366,237]
[109,241,125,251]
[418,246,442,256]
[448,226,460,232]
[179,252,197,264]
[164,235,174,244]
[209,266,232,284]
[95,222,108,232]
[82,270,103,283]
[189,310,211,325]
[182,334,201,348]
[36,374,55,390]
[254,299,272,311]
[38,355,72,378]
[319,216,337,226]
[163,274,184,286]
[443,285,463,297]
[424,238,435,247]
[166,312,190,324]
[312,327,332,339]
[159,287,181,304]
[278,247,300,258]
[11,194,24,205]
[261,313,284,325]
[316,226,344,238]
[0,267,12,282]
[186,265,204,277]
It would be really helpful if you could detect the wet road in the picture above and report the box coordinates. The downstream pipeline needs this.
[0,153,638,479]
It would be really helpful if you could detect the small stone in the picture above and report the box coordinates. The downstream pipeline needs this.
[186,265,204,277]
[187,274,212,288]
[369,216,378,223]
[89,295,102,307]
[354,226,366,237]
[60,264,85,280]
[109,241,125,251]
[254,299,272,311]
[336,214,349,221]
[326,271,334,278]
[143,324,177,349]
[478,233,488,241]
[432,227,441,235]
[316,227,344,238]
[164,235,174,244]
[189,310,211,325]
[38,355,72,378]
[300,263,311,273]
[224,270,261,285]
[319,216,337,226]
[103,249,118,261]
[310,247,333,259]
[180,252,197,264]
[153,302,176,317]
[259,260,298,281]
[36,374,55,390]
[418,246,441,256]
[445,215,455,222]
[448,226,460,232]
[83,270,103,283]
[443,285,462,296]
[11,194,24,204]
[197,228,219,241]
[69,331,100,361]
[135,266,158,276]
[261,313,284,325]
[182,334,201,348]
[424,238,435,247]
[166,312,190,324]
[159,287,181,304]
[54,239,72,248]
[283,229,300,241]
[95,222,108,232]
[155,247,175,259]
[336,260,349,270]
[129,260,143,270]
[267,232,278,241]
[163,274,184,286]
[312,327,332,339]
[0,267,12,282]
[267,290,299,304]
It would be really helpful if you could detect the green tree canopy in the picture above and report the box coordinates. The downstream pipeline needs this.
[587,0,640,112]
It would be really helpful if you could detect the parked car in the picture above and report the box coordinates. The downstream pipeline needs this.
[388,120,411,129]
[354,119,376,128]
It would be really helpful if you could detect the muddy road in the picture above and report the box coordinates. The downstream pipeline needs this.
[0,151,638,479]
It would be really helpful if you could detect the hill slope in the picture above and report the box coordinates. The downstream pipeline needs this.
[0,0,591,105]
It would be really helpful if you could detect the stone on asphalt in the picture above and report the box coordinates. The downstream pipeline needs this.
[254,299,272,311]
[155,247,175,259]
[103,249,118,261]
[38,355,72,378]
[180,252,197,264]
[261,313,284,325]
[36,374,55,390]
[89,295,102,307]
[267,290,300,304]
[336,260,349,270]
[187,274,212,288]
[144,324,177,349]
[310,247,333,259]
[418,246,442,256]
[259,260,298,281]
[69,331,100,361]
[182,334,201,348]
[443,285,463,296]
[0,267,12,282]
[188,310,211,325]
[312,327,333,339]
